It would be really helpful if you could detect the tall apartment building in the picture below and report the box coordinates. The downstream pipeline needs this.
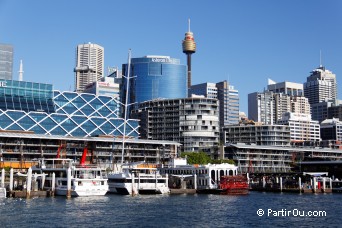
[277,112,320,143]
[131,97,219,154]
[274,93,291,122]
[249,80,310,124]
[304,66,337,105]
[222,124,290,146]
[190,80,239,127]
[291,96,311,114]
[0,43,13,80]
[74,43,104,92]
[248,91,274,125]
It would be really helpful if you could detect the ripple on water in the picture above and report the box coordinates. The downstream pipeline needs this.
[0,192,341,227]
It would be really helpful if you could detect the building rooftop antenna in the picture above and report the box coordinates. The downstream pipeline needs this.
[18,60,24,81]
[319,50,322,67]
[188,18,191,32]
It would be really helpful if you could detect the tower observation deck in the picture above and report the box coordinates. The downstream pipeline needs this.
[182,19,196,89]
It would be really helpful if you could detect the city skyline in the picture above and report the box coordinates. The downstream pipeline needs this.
[0,0,341,112]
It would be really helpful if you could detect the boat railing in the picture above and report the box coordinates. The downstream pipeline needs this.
[75,164,100,169]
[43,163,71,169]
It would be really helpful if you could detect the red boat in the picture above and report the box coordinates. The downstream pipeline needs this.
[219,175,249,195]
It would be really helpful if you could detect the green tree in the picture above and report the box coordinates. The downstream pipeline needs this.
[180,152,211,165]
[210,159,235,165]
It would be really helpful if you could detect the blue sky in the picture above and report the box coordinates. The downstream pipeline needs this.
[1,0,341,113]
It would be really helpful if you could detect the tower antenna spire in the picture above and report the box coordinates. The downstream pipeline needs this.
[319,50,322,67]
[188,18,191,32]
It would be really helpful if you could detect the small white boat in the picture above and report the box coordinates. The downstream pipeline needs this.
[108,162,169,195]
[33,145,109,197]
[33,158,109,197]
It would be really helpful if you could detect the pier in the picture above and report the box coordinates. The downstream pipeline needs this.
[249,172,333,194]
[0,168,62,198]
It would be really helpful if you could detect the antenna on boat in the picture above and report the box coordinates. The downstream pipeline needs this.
[120,49,132,165]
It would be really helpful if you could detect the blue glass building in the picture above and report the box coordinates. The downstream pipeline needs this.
[122,55,187,110]
[0,79,139,137]
[0,80,54,113]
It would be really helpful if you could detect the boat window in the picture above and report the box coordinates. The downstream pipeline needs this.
[220,170,224,177]
[108,178,125,183]
[140,179,158,183]
[211,170,216,182]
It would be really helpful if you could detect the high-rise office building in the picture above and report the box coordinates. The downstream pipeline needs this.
[190,80,239,127]
[74,43,104,92]
[249,80,310,124]
[249,91,311,124]
[121,55,187,111]
[0,43,13,80]
[320,118,342,142]
[328,104,342,121]
[248,91,274,125]
[304,66,337,105]
[267,79,303,96]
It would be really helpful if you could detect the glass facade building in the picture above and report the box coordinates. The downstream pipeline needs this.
[0,80,54,113]
[122,56,187,113]
[0,44,13,80]
[0,80,139,138]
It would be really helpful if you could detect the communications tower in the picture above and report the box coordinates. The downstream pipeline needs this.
[182,19,196,89]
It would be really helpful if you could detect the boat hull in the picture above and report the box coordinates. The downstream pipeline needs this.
[55,187,108,197]
[219,175,249,195]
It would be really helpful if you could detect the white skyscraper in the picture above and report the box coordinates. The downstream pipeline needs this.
[248,91,274,125]
[74,43,104,92]
[304,66,337,105]
[0,43,13,80]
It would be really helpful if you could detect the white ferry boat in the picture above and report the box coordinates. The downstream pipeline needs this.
[33,158,109,197]
[159,158,238,193]
[108,162,169,195]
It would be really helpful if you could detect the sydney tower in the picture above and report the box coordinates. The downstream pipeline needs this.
[182,19,196,89]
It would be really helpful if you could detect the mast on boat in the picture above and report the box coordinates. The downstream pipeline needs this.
[120,49,132,165]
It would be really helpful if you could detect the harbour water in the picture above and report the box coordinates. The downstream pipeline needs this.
[1,192,341,227]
